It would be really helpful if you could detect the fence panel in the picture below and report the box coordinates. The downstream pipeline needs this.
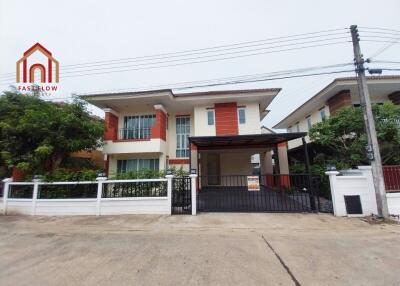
[383,166,400,192]
[102,180,167,198]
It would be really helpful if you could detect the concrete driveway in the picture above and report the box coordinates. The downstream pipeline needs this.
[0,213,399,286]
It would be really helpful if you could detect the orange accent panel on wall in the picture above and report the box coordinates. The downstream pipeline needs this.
[104,112,118,140]
[151,109,167,141]
[215,102,238,135]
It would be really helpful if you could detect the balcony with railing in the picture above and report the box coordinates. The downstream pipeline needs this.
[118,128,152,141]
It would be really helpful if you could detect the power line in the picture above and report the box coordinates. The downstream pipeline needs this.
[77,62,353,95]
[0,40,351,84]
[358,26,400,34]
[172,70,354,90]
[0,33,349,79]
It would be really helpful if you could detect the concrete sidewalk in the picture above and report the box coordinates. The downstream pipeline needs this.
[0,213,399,286]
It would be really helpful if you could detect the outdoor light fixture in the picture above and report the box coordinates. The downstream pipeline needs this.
[190,169,197,175]
[166,169,173,175]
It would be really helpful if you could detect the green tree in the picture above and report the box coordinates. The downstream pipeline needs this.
[0,91,104,177]
[309,102,400,167]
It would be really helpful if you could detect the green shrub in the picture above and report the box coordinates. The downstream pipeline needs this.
[43,168,98,182]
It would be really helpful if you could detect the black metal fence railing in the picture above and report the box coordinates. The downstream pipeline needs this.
[102,180,167,198]
[172,177,191,214]
[38,183,98,199]
[118,128,152,140]
[197,174,320,213]
[8,184,34,199]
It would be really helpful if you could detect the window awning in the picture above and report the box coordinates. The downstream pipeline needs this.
[189,133,307,149]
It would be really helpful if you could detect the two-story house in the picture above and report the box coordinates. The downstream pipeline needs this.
[273,75,400,152]
[81,88,307,181]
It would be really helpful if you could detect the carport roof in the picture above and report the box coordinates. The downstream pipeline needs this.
[189,133,306,148]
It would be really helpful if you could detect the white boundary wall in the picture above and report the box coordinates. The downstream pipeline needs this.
[326,166,378,216]
[1,176,181,216]
[326,166,400,216]
[387,193,400,215]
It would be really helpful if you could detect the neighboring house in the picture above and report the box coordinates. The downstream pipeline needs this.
[81,88,304,182]
[273,76,400,151]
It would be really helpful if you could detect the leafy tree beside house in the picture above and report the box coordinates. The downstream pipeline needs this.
[309,102,400,168]
[0,91,104,179]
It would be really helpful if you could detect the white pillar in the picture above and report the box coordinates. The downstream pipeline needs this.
[189,174,198,215]
[325,171,340,216]
[96,176,107,216]
[166,174,174,215]
[31,179,41,215]
[2,178,12,215]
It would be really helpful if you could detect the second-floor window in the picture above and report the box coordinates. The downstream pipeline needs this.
[295,122,300,132]
[122,114,155,140]
[238,108,246,124]
[319,108,326,121]
[207,110,214,125]
[176,116,190,157]
[306,116,312,130]
[288,126,292,133]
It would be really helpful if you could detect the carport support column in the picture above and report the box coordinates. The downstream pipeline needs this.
[96,176,107,216]
[2,178,12,215]
[166,174,174,215]
[190,173,198,215]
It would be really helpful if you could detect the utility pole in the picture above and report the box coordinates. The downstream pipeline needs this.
[350,25,388,218]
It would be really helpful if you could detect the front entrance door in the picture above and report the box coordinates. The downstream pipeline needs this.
[207,153,220,185]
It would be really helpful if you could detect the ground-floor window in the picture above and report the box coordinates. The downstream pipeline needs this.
[117,159,159,173]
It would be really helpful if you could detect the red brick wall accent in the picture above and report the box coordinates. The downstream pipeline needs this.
[104,112,118,140]
[327,90,352,115]
[215,102,238,135]
[168,159,190,164]
[151,109,167,141]
[12,167,25,182]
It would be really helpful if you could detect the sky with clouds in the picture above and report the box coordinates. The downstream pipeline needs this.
[1,0,399,129]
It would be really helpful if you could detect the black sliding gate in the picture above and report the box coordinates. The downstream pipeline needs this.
[197,174,319,213]
[171,177,192,214]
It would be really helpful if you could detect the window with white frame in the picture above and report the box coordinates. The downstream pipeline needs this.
[319,108,326,121]
[238,107,246,124]
[176,116,190,157]
[287,126,292,133]
[207,110,214,125]
[295,122,300,132]
[117,159,159,173]
[123,114,155,139]
[306,116,312,130]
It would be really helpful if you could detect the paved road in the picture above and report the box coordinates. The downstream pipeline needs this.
[0,213,399,286]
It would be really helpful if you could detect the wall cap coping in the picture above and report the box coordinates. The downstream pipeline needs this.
[154,104,167,114]
[103,108,118,116]
[358,166,372,170]
[189,174,198,178]
[2,178,13,182]
[325,171,340,176]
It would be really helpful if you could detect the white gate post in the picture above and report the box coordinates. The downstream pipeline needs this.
[2,178,12,215]
[166,174,174,215]
[189,173,198,215]
[32,178,41,215]
[325,170,340,216]
[96,176,107,216]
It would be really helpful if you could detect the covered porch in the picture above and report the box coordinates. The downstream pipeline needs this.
[189,133,317,212]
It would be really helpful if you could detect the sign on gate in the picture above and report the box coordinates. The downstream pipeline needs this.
[247,176,260,191]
